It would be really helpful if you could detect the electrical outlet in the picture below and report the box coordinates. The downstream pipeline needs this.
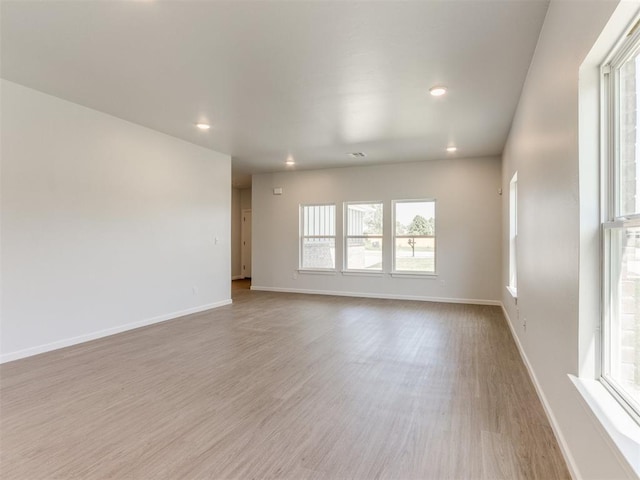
[192,286,198,295]
[440,280,445,286]
[523,317,527,331]
[292,272,298,280]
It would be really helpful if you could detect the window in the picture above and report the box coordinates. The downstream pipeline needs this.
[393,200,436,274]
[508,172,518,296]
[345,202,383,271]
[602,29,640,421]
[300,204,336,270]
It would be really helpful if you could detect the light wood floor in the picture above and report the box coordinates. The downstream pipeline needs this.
[1,289,569,479]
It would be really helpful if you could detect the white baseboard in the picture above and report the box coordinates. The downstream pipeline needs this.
[231,275,245,280]
[0,299,233,364]
[500,303,579,480]
[250,285,501,306]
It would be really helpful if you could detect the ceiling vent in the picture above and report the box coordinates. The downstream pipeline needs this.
[347,152,366,158]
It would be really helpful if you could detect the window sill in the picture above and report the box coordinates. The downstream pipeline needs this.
[569,375,640,477]
[506,286,518,299]
[341,270,384,277]
[297,269,337,275]
[390,272,437,278]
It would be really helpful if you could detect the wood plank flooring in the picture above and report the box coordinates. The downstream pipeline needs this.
[0,288,569,479]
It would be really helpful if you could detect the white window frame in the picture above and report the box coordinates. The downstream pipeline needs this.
[507,172,518,298]
[601,25,640,423]
[392,199,437,275]
[299,203,336,272]
[343,201,384,273]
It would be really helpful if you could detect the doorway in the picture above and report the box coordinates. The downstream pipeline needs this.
[241,209,252,279]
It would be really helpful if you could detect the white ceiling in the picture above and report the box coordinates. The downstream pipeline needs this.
[1,0,549,188]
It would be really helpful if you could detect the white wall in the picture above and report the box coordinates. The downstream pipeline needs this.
[501,2,634,478]
[1,80,232,362]
[253,158,501,303]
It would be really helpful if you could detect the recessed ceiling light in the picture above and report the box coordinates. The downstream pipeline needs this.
[347,152,367,158]
[285,155,295,166]
[446,146,457,152]
[195,123,211,130]
[429,86,448,97]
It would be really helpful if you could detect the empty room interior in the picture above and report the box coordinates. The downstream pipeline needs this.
[2,1,640,479]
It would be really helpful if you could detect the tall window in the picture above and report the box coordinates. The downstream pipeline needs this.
[508,172,518,296]
[602,29,640,421]
[300,204,336,270]
[393,200,436,274]
[345,202,383,271]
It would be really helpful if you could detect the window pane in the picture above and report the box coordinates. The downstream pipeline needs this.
[347,203,382,236]
[509,174,518,290]
[608,226,640,412]
[346,237,382,270]
[618,51,640,217]
[394,237,435,273]
[302,205,335,236]
[395,201,435,236]
[301,237,335,269]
